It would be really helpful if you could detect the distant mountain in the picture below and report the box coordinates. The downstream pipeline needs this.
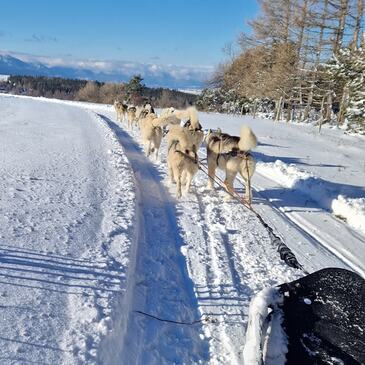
[0,54,211,89]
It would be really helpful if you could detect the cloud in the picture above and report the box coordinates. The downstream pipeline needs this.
[0,50,214,88]
[24,34,58,43]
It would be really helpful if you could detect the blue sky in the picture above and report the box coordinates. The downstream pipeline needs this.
[1,0,258,66]
[0,1,259,87]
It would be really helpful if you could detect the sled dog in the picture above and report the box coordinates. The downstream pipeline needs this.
[140,113,181,159]
[160,107,175,117]
[127,106,137,129]
[205,126,257,203]
[135,105,144,128]
[167,125,199,198]
[114,100,128,122]
[137,102,155,129]
[171,106,204,150]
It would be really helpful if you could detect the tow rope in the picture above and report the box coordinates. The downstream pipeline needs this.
[133,310,219,325]
[198,159,308,274]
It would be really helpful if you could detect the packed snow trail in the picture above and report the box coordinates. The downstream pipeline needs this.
[1,94,363,365]
[198,112,365,276]
[98,112,301,364]
[99,115,210,364]
[0,96,137,364]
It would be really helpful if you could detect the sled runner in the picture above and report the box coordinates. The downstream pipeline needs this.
[243,268,365,365]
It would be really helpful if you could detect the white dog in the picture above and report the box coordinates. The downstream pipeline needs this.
[114,100,127,122]
[205,126,257,203]
[127,106,137,129]
[140,113,180,160]
[167,125,199,198]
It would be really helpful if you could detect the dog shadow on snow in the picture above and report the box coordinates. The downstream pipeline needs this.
[99,115,211,363]
[254,149,346,169]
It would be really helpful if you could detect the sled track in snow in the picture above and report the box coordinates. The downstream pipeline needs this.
[99,115,209,364]
[98,111,359,364]
[251,174,365,277]
[103,117,296,365]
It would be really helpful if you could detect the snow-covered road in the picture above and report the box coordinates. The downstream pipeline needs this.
[1,94,364,364]
[0,96,137,364]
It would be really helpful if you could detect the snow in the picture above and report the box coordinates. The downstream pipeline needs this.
[332,196,365,234]
[242,287,286,365]
[0,74,9,81]
[0,95,136,363]
[256,160,365,235]
[0,93,364,364]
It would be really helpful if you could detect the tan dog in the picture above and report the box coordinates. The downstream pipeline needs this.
[167,125,199,198]
[127,106,137,129]
[114,100,127,122]
[160,107,175,117]
[137,103,156,130]
[171,106,204,151]
[205,126,257,203]
[135,105,144,128]
[140,113,180,159]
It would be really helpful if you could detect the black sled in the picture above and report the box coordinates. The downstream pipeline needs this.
[243,268,365,365]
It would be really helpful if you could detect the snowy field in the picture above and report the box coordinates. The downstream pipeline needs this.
[0,94,364,364]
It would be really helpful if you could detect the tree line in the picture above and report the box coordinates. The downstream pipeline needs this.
[0,75,197,109]
[197,0,364,133]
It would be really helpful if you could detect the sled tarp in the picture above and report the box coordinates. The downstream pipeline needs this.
[279,268,365,364]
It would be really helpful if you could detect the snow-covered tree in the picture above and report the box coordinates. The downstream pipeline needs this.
[327,41,365,133]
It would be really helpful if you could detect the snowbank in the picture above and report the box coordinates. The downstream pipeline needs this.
[332,196,365,234]
[257,160,365,235]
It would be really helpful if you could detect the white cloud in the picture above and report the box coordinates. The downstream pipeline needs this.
[0,50,214,88]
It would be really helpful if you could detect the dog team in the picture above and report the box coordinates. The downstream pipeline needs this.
[114,100,257,203]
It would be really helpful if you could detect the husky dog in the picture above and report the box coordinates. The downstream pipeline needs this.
[140,113,181,159]
[171,106,204,150]
[144,101,155,114]
[167,125,199,198]
[160,107,175,117]
[182,109,204,151]
[205,126,257,203]
[127,106,137,129]
[135,105,144,127]
[114,100,128,122]
[137,103,156,130]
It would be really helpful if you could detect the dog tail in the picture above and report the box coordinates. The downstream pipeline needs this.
[173,106,199,126]
[239,126,257,151]
[187,106,199,129]
[167,125,191,149]
[152,114,181,128]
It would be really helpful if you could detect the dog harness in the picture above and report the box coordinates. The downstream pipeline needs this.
[216,150,250,165]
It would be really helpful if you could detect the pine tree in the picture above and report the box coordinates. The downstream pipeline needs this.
[327,41,365,133]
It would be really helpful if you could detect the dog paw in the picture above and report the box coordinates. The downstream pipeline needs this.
[224,194,234,202]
